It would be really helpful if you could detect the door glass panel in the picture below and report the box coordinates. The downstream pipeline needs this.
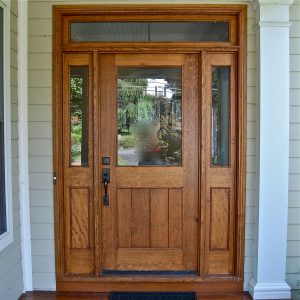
[117,67,182,166]
[211,66,230,166]
[70,66,89,166]
[71,22,229,43]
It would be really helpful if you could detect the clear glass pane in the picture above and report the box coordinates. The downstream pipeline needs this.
[211,66,230,166]
[70,66,89,166]
[71,22,229,43]
[117,67,182,166]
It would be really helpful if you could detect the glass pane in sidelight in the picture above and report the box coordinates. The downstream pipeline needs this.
[70,66,89,166]
[117,67,182,166]
[211,66,230,166]
[71,22,229,43]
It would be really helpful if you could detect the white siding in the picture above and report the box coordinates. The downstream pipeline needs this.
[0,1,24,299]
[27,0,256,291]
[287,0,300,293]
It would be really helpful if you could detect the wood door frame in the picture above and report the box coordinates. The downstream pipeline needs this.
[53,4,247,293]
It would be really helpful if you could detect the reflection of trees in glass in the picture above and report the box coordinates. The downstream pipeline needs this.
[70,67,88,166]
[70,76,83,163]
[118,78,155,132]
[158,115,181,164]
[211,66,229,166]
[118,75,182,166]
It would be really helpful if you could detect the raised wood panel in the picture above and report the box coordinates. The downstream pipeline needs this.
[150,189,169,248]
[65,187,94,275]
[210,188,230,250]
[131,189,150,248]
[70,188,90,249]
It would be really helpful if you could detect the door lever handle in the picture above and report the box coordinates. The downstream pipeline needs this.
[102,168,110,206]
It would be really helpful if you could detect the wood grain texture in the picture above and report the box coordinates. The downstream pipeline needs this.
[150,189,169,248]
[131,189,150,248]
[70,188,90,249]
[117,249,184,270]
[210,188,230,250]
[19,291,252,300]
[168,189,183,248]
[117,189,132,248]
[101,53,199,272]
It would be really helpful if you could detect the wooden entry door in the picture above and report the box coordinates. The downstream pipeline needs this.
[100,54,199,272]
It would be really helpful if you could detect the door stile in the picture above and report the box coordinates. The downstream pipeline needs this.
[182,54,199,271]
[93,51,101,276]
[198,50,205,276]
[99,54,118,271]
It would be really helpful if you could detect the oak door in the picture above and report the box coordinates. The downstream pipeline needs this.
[100,54,199,272]
[60,51,239,277]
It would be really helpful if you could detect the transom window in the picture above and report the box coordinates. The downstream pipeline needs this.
[71,21,229,43]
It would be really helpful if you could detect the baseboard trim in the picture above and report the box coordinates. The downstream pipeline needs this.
[248,278,291,299]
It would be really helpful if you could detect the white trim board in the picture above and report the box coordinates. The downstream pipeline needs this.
[0,0,13,253]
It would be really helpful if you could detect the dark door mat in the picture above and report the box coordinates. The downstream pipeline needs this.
[110,292,196,300]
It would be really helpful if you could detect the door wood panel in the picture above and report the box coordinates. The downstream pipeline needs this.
[100,53,199,272]
[62,54,95,275]
[202,53,237,275]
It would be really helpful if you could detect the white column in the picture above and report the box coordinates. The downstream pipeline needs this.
[18,0,33,292]
[249,1,293,299]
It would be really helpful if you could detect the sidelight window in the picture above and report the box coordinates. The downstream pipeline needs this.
[211,66,230,166]
[69,66,89,166]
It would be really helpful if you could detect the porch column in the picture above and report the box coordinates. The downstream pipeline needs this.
[249,0,293,299]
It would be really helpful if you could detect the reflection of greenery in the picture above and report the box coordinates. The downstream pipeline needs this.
[119,133,136,149]
[158,116,181,165]
[70,76,83,163]
[71,123,82,162]
[118,78,155,132]
[118,76,182,165]
[118,156,128,166]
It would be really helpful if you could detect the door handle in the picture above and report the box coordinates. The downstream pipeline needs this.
[102,168,110,206]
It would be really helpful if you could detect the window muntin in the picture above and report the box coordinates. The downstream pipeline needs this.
[71,21,229,43]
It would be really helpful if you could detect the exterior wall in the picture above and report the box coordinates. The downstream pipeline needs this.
[287,0,300,296]
[28,0,255,291]
[0,1,24,299]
